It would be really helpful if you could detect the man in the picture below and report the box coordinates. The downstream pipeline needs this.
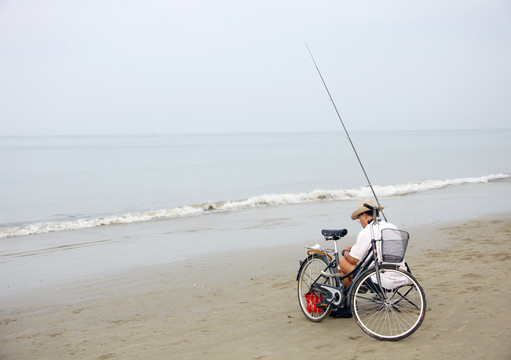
[339,199,406,286]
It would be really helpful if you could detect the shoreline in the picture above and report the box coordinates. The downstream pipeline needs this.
[2,180,511,294]
[2,173,509,240]
[1,213,510,359]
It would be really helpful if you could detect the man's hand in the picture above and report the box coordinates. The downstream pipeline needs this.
[341,246,352,257]
[342,246,359,265]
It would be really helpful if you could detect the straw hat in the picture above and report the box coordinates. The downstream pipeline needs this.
[350,199,384,220]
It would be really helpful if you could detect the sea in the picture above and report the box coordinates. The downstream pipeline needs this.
[1,130,510,238]
[1,130,510,293]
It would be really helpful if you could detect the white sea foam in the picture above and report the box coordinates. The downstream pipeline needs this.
[0,173,508,239]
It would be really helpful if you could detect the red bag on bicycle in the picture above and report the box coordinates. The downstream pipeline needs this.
[305,292,323,313]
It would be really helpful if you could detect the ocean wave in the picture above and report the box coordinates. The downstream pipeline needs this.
[0,173,508,239]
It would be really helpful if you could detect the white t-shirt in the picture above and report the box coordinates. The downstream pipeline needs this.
[350,220,408,289]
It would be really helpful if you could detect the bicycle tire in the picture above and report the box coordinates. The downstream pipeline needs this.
[297,255,333,322]
[350,265,426,340]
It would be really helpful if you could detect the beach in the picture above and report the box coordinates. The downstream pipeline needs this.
[1,212,510,359]
[2,0,511,357]
[1,131,510,359]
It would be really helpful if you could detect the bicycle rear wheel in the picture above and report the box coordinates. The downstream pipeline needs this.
[350,265,426,340]
[297,255,333,322]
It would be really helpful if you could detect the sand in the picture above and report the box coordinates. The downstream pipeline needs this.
[1,214,510,359]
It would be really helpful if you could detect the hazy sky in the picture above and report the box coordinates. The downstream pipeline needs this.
[1,0,510,135]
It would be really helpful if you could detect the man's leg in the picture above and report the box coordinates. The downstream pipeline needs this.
[339,257,356,287]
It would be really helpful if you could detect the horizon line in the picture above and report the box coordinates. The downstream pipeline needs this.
[1,128,511,138]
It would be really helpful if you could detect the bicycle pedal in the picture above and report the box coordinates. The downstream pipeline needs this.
[312,283,344,307]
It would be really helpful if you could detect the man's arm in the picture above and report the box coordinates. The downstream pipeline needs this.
[342,246,359,265]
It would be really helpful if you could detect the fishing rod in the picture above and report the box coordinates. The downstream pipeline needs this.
[305,42,387,221]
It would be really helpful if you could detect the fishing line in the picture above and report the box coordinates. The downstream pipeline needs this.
[305,42,387,221]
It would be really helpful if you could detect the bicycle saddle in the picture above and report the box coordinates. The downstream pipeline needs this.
[321,229,348,239]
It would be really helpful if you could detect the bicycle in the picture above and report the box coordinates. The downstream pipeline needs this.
[296,203,426,341]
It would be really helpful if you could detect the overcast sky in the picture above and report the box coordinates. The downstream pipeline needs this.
[0,0,510,136]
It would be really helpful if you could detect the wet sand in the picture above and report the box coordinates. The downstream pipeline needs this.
[1,213,510,359]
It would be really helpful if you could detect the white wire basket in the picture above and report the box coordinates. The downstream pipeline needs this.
[380,228,409,263]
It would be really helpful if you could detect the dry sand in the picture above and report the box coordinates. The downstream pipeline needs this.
[1,214,510,359]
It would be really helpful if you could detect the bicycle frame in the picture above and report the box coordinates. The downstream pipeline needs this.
[307,209,385,308]
[297,205,426,340]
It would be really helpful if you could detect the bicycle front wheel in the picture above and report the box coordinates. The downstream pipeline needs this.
[350,265,426,340]
[297,255,333,322]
